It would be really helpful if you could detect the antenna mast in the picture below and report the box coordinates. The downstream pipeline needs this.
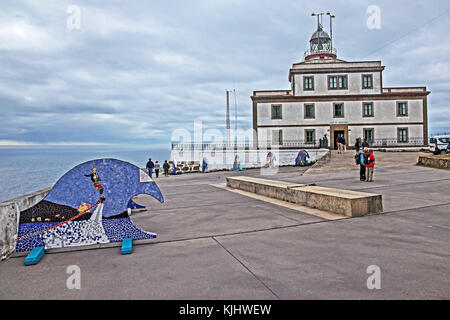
[226,90,230,147]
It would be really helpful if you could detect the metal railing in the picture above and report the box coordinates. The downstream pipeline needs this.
[171,137,426,151]
[257,139,321,149]
[363,137,425,147]
[171,142,253,151]
[304,48,337,59]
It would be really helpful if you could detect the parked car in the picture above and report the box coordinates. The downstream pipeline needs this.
[429,135,450,154]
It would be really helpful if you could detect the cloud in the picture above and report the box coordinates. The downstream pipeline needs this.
[0,0,449,148]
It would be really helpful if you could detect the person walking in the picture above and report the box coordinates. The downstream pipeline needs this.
[146,158,154,179]
[363,148,376,182]
[154,160,160,178]
[163,160,170,177]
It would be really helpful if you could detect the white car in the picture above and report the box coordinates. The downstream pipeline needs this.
[429,135,450,154]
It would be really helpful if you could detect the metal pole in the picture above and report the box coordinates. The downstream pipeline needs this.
[226,90,230,148]
[234,89,237,149]
[330,15,333,50]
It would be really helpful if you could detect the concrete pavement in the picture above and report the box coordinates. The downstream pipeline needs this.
[1,161,449,299]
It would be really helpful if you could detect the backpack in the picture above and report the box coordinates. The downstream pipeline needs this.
[354,153,361,165]
[363,153,371,165]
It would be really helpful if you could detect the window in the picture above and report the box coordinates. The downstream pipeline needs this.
[271,104,282,119]
[328,75,347,89]
[304,104,315,119]
[364,128,374,142]
[398,128,408,143]
[397,102,408,117]
[362,74,373,89]
[305,129,315,144]
[329,76,337,89]
[333,103,344,118]
[303,76,314,90]
[363,102,374,117]
[272,130,283,145]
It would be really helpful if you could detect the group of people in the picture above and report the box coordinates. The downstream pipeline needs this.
[354,138,376,182]
[146,158,171,178]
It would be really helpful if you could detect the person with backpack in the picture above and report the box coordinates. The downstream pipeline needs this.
[363,147,376,182]
[354,150,366,181]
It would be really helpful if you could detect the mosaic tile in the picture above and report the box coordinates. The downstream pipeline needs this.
[16,159,163,253]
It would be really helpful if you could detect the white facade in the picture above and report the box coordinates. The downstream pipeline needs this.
[252,58,429,149]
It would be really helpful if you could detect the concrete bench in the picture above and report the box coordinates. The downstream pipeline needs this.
[226,176,382,217]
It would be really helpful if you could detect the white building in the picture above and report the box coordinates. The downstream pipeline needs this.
[252,20,430,149]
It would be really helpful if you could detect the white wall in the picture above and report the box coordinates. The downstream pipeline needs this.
[170,149,329,171]
[294,71,382,96]
[256,99,424,126]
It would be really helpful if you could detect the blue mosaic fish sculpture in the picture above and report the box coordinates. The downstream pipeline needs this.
[16,159,164,252]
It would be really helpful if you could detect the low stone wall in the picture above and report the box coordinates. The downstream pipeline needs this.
[226,176,383,217]
[417,156,450,169]
[170,148,329,171]
[0,187,51,261]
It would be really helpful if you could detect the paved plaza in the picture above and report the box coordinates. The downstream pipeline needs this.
[1,152,449,299]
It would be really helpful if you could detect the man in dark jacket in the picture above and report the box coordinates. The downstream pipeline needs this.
[163,160,170,177]
[146,158,155,178]
[362,138,370,149]
[355,138,361,152]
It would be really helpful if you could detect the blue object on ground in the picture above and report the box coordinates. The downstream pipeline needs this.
[24,246,45,266]
[121,238,133,254]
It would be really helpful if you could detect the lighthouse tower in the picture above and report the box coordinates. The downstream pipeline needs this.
[304,12,337,61]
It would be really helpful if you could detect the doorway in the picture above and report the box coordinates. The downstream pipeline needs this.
[333,130,345,150]
[330,124,349,150]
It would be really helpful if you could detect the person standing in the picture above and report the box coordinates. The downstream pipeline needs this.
[337,136,343,154]
[172,160,177,175]
[342,136,347,153]
[163,160,170,177]
[362,138,370,149]
[359,150,366,181]
[154,160,160,178]
[146,158,154,178]
[355,138,361,152]
[363,148,376,182]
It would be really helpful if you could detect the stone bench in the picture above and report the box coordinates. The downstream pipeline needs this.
[226,176,382,217]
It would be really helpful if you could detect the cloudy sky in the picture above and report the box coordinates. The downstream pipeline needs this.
[0,0,449,148]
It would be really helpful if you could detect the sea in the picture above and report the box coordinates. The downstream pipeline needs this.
[0,145,171,203]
